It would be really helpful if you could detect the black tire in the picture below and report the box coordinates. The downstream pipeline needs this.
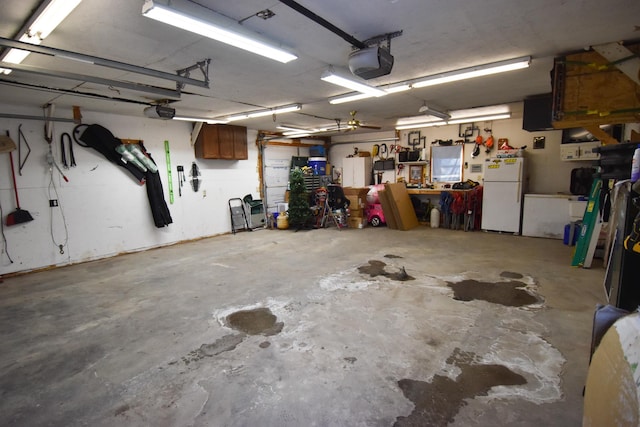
[370,216,381,227]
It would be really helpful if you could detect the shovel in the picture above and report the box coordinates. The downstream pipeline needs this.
[6,149,33,226]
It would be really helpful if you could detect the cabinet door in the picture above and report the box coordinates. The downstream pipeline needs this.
[343,157,355,187]
[195,125,220,159]
[217,125,236,159]
[233,126,248,160]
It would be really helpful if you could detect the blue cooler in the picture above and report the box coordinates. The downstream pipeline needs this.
[308,157,327,175]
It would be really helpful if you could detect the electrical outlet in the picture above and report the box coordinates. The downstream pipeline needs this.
[49,199,58,207]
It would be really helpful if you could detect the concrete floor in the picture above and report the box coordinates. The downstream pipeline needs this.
[0,226,605,426]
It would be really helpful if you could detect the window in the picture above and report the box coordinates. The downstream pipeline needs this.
[430,145,463,182]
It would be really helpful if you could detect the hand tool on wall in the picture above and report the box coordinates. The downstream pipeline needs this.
[17,125,31,175]
[6,132,34,226]
[177,165,185,197]
[190,162,201,192]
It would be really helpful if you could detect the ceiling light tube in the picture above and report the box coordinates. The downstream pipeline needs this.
[396,115,444,126]
[446,113,511,124]
[278,125,308,132]
[142,0,297,63]
[396,113,512,130]
[383,84,411,94]
[328,81,410,104]
[173,116,229,124]
[0,0,82,74]
[448,104,510,119]
[321,67,387,97]
[226,104,301,122]
[396,121,445,130]
[412,56,531,88]
[283,131,313,137]
[328,93,373,105]
[29,0,83,39]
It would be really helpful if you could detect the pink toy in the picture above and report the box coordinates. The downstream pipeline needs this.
[366,203,386,227]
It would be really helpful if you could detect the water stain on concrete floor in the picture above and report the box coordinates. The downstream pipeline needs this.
[394,348,527,426]
[500,271,524,279]
[182,334,245,364]
[179,308,283,365]
[359,260,414,281]
[447,279,539,307]
[226,307,284,336]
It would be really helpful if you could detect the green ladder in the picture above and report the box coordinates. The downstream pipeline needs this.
[572,178,603,268]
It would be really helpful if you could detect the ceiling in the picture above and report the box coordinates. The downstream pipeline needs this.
[1,0,639,135]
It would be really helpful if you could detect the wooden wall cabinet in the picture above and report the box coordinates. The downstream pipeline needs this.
[195,124,248,160]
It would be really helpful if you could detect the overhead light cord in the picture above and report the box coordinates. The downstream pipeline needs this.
[42,112,70,256]
[48,162,69,256]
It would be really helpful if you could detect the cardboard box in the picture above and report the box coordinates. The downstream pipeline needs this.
[583,312,640,425]
[348,216,366,229]
[378,189,398,229]
[349,207,363,217]
[344,187,370,209]
[384,183,419,230]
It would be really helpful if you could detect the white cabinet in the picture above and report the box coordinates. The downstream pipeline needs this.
[522,194,587,239]
[342,157,372,187]
[560,141,601,161]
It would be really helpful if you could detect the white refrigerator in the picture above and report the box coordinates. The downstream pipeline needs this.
[481,157,526,233]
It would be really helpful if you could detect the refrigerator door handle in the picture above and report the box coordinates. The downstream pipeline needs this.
[517,161,522,201]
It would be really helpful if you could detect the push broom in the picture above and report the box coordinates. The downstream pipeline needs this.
[5,133,33,226]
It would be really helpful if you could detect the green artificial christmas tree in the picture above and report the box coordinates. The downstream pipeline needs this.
[287,169,312,229]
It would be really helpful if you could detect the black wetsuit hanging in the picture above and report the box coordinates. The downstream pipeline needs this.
[143,147,173,228]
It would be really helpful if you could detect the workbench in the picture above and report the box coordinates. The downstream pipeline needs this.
[406,187,482,231]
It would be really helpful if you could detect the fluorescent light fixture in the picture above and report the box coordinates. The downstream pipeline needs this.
[418,104,451,120]
[396,121,445,130]
[328,82,411,105]
[0,0,82,74]
[173,116,229,124]
[448,105,510,119]
[446,113,511,125]
[321,67,387,97]
[142,0,297,63]
[28,0,83,39]
[225,104,301,122]
[396,105,512,130]
[384,83,411,93]
[329,93,373,105]
[277,125,309,132]
[412,56,531,88]
[283,131,312,137]
[321,56,530,106]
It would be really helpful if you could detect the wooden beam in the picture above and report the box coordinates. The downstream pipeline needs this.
[584,125,618,145]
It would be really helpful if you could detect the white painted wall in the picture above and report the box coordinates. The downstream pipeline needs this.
[329,102,596,194]
[0,105,259,275]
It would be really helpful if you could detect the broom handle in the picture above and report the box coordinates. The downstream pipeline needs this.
[9,151,21,208]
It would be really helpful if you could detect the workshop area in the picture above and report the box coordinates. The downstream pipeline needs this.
[1,227,603,426]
